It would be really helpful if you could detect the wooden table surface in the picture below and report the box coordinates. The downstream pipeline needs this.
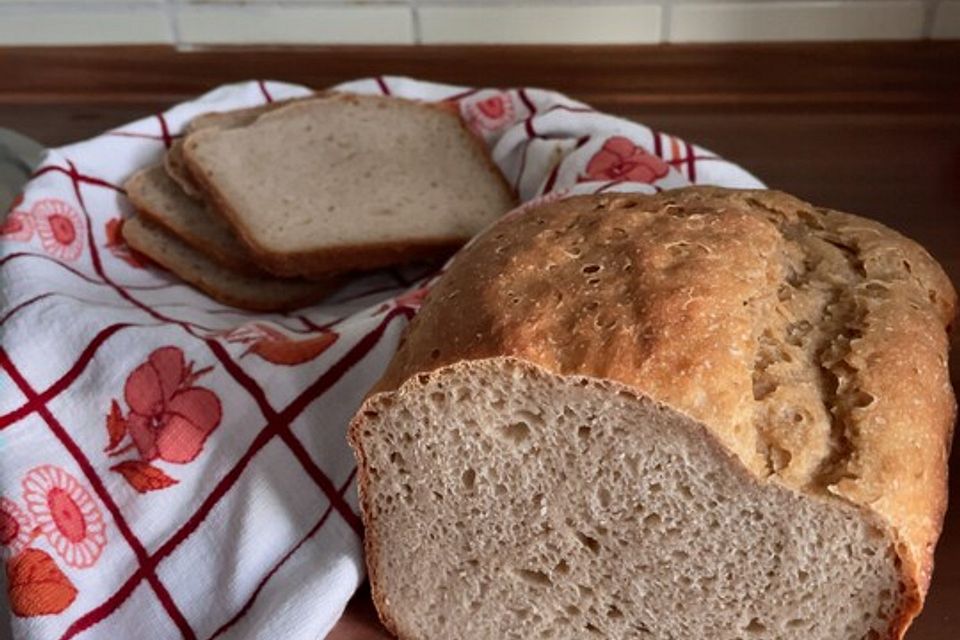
[2,43,958,639]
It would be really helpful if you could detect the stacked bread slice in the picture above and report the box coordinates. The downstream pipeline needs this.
[122,92,517,311]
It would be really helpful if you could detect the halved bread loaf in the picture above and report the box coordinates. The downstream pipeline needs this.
[182,93,516,278]
[126,164,262,275]
[121,215,338,312]
[350,187,957,640]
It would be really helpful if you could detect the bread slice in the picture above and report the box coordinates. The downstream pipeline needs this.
[186,102,295,135]
[182,93,516,278]
[165,101,299,198]
[165,140,203,199]
[350,187,958,640]
[121,215,338,312]
[125,164,264,276]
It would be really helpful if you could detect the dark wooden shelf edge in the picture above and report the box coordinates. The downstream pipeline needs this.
[2,43,958,112]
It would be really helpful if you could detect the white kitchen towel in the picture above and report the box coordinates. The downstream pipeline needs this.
[0,77,762,640]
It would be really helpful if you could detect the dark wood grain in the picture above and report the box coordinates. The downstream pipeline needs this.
[2,43,958,640]
[1,43,959,110]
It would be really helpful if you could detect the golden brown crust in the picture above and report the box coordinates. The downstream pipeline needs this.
[367,187,957,638]
[181,92,517,279]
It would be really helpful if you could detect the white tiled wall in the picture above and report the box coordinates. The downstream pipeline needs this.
[671,2,926,42]
[418,5,662,44]
[932,0,960,37]
[0,0,956,46]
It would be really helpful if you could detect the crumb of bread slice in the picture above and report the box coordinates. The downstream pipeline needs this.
[121,214,338,312]
[182,93,516,278]
[165,98,310,198]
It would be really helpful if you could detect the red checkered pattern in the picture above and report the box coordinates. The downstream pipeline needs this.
[0,77,762,639]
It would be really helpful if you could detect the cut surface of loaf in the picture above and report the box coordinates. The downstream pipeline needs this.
[121,215,338,311]
[164,99,301,198]
[358,361,904,639]
[182,93,516,277]
[125,164,262,275]
[350,187,957,640]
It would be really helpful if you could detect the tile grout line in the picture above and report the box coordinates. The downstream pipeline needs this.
[164,0,181,48]
[922,0,941,38]
[411,3,423,45]
[661,0,672,44]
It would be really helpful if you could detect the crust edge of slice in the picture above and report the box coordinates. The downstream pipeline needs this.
[121,214,339,312]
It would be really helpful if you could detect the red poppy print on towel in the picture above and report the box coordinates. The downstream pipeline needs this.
[221,323,339,366]
[118,347,221,464]
[583,136,670,185]
[105,347,222,492]
[4,469,104,617]
[110,460,179,493]
[7,548,78,617]
[1,497,33,556]
[1,210,35,242]
[21,466,107,569]
[463,92,516,135]
[32,199,84,261]
[104,218,151,268]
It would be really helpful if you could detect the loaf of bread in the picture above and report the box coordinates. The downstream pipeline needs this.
[350,187,957,640]
[182,93,516,278]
